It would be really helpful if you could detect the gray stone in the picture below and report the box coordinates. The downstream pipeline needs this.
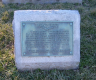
[3,0,82,4]
[13,10,80,71]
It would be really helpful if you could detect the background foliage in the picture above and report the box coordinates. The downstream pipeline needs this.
[0,0,96,80]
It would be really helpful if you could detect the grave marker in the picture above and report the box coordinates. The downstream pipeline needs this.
[13,10,80,70]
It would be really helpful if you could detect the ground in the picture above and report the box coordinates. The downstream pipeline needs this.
[0,0,96,80]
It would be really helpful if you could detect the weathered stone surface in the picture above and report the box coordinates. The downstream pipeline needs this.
[13,10,80,71]
[3,0,82,4]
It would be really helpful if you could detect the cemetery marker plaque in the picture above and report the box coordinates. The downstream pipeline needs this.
[13,10,80,70]
[21,21,73,56]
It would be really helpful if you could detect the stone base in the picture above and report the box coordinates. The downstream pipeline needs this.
[16,62,79,71]
[3,0,82,4]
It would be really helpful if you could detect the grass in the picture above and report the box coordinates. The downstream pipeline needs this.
[0,0,96,80]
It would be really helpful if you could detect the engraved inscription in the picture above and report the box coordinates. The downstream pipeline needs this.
[35,23,58,31]
[25,31,70,56]
[21,22,73,56]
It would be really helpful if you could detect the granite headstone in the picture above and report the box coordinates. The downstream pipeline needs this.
[13,10,80,70]
[3,0,82,4]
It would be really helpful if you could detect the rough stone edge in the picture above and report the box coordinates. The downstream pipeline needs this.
[16,62,79,71]
[2,0,82,4]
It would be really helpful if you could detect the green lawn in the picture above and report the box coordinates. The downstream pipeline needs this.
[0,0,96,80]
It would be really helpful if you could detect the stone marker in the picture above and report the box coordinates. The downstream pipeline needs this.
[13,10,80,70]
[3,0,82,4]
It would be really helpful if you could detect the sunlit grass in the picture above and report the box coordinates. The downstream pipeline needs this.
[0,0,96,79]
